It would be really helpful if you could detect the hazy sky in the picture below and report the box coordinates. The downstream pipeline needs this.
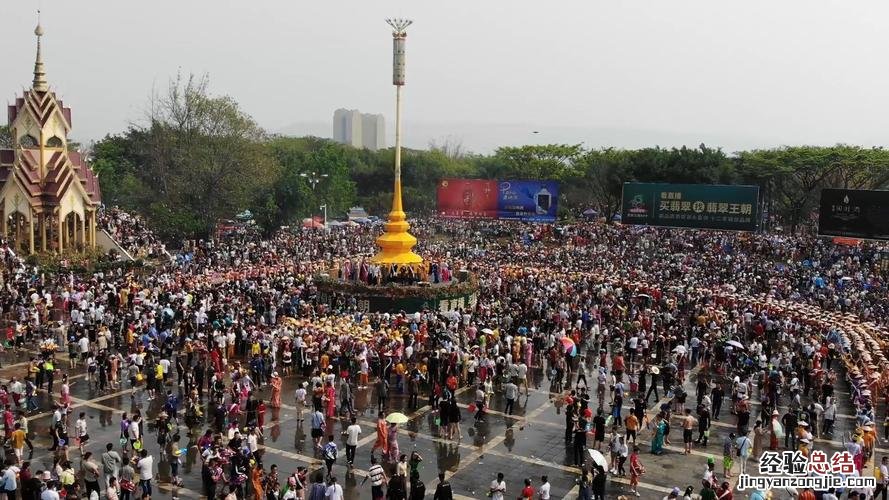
[3,0,889,154]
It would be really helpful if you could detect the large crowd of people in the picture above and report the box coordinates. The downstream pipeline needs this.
[97,207,169,261]
[0,211,886,499]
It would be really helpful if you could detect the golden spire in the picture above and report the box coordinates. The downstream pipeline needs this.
[371,19,422,266]
[33,10,48,92]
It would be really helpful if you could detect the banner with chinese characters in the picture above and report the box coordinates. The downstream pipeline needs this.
[497,180,559,222]
[437,179,559,222]
[621,182,759,231]
[818,188,889,241]
[436,179,499,219]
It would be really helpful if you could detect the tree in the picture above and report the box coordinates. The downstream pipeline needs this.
[92,73,279,240]
[0,125,12,149]
[256,137,357,232]
[90,133,149,208]
[578,148,636,222]
[737,147,842,233]
[428,136,466,160]
[490,144,584,181]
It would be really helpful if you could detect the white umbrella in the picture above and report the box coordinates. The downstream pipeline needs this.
[481,328,494,335]
[385,412,409,424]
[587,449,608,468]
[726,340,745,349]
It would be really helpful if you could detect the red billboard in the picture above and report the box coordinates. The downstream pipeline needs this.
[437,179,498,219]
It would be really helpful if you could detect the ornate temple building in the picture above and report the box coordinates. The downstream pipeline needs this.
[0,22,101,254]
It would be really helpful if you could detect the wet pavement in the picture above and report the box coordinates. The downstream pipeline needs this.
[0,348,876,500]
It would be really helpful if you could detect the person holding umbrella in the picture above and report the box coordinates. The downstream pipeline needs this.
[385,412,409,463]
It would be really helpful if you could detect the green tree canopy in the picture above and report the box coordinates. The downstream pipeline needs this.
[92,73,278,240]
[89,73,889,241]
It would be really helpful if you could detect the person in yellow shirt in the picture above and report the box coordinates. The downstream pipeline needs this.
[148,362,163,400]
[9,423,26,464]
[625,413,640,445]
[863,422,877,458]
[395,362,406,393]
[798,438,811,458]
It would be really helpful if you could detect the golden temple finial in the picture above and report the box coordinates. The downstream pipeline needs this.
[33,10,48,92]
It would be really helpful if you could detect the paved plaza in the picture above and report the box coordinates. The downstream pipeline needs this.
[0,345,877,500]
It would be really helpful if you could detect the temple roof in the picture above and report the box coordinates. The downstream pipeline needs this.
[0,148,101,208]
[8,90,72,130]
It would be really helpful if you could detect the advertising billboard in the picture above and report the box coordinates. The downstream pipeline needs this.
[621,182,759,231]
[437,179,560,221]
[818,188,889,241]
[497,180,560,222]
[436,179,498,219]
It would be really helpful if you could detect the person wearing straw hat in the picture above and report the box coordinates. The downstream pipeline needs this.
[269,371,282,409]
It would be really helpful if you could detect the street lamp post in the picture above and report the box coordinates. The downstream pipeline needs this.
[300,171,328,225]
[300,171,328,191]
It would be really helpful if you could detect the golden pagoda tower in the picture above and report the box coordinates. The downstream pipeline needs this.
[372,19,423,266]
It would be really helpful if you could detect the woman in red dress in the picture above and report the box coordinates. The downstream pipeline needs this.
[269,373,282,408]
[324,381,336,418]
[256,399,267,434]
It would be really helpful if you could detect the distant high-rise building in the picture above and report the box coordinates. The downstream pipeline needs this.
[332,109,385,150]
[361,113,385,150]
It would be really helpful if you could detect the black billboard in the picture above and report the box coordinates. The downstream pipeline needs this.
[818,188,889,240]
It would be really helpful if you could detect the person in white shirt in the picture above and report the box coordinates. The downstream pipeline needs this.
[324,476,343,500]
[75,412,89,454]
[466,356,478,385]
[9,378,24,407]
[127,416,141,448]
[875,456,889,499]
[2,464,18,497]
[136,449,154,496]
[517,362,529,396]
[538,475,551,499]
[341,417,362,468]
[361,456,387,498]
[40,482,60,500]
[489,472,506,500]
[247,428,260,454]
[78,335,90,360]
[294,382,307,423]
[159,358,171,382]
